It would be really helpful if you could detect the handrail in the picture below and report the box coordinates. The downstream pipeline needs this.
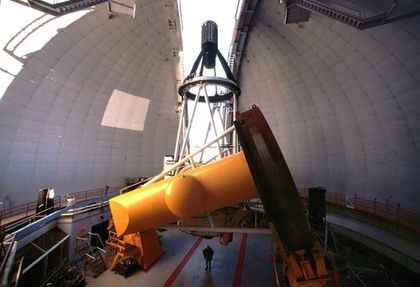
[298,188,420,233]
[62,201,109,217]
[106,231,125,247]
[119,177,151,194]
[0,185,122,227]
[145,125,236,187]
[0,202,37,223]
[0,241,17,287]
[85,253,95,260]
[21,234,70,275]
[1,206,57,231]
[88,232,105,249]
[0,185,418,234]
[0,233,16,280]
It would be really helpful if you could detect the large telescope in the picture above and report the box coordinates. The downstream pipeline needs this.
[109,152,257,236]
[178,20,239,103]
[201,20,218,69]
[109,106,314,252]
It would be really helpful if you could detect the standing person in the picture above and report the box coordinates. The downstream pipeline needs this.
[203,245,214,271]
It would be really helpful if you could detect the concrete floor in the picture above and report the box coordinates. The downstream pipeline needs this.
[86,230,277,287]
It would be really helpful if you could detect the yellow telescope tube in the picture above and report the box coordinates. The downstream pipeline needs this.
[109,152,257,236]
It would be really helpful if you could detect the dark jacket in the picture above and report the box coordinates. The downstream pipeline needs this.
[203,246,214,260]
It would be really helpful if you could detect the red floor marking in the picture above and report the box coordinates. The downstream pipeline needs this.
[163,236,203,287]
[232,233,248,287]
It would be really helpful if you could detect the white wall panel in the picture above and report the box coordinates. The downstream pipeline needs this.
[238,1,420,211]
[0,2,179,206]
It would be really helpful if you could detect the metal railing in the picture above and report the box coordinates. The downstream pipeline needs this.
[298,188,420,233]
[67,186,120,204]
[0,234,17,286]
[0,186,121,227]
[1,185,418,234]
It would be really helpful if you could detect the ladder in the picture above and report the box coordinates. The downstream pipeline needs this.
[105,231,137,270]
[75,233,106,278]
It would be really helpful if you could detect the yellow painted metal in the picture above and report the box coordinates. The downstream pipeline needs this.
[106,229,162,270]
[109,152,257,236]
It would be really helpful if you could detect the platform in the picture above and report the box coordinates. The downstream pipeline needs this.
[86,230,276,286]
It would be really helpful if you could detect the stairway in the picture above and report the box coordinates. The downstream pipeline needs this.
[84,250,106,278]
[27,0,110,16]
[293,0,395,29]
[295,0,363,28]
[75,234,106,278]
